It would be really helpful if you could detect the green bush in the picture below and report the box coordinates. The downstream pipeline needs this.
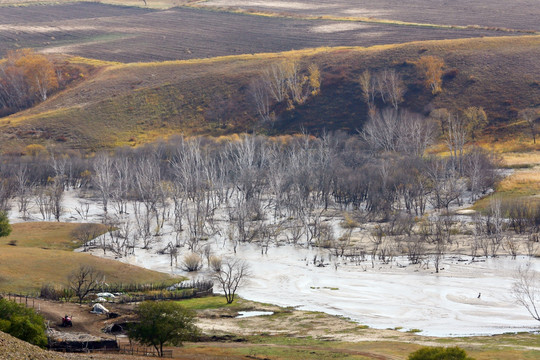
[0,212,12,238]
[128,301,199,357]
[0,299,47,347]
[408,346,474,360]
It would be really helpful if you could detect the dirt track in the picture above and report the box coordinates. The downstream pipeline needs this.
[7,296,133,339]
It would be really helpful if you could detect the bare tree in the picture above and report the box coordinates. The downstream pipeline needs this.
[111,154,131,215]
[370,226,384,268]
[519,108,539,144]
[512,263,540,322]
[375,69,405,110]
[429,108,451,134]
[93,153,114,214]
[0,177,13,214]
[212,258,250,304]
[133,202,154,249]
[445,115,467,176]
[486,197,505,257]
[263,61,288,103]
[428,158,464,211]
[429,215,449,273]
[49,155,67,221]
[503,236,519,259]
[14,164,32,219]
[397,110,437,157]
[526,234,539,258]
[34,186,52,220]
[362,107,400,152]
[71,223,103,252]
[249,78,275,125]
[68,265,103,304]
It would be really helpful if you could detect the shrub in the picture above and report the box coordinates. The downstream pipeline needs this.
[340,214,359,229]
[209,255,222,272]
[415,56,445,94]
[0,299,47,347]
[40,283,62,300]
[408,346,474,360]
[128,301,198,357]
[182,253,202,272]
[0,212,12,238]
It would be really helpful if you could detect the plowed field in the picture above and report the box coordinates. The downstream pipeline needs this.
[200,0,540,31]
[0,3,510,62]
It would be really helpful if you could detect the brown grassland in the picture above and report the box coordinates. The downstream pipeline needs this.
[0,222,175,293]
[0,35,538,152]
[1,222,108,250]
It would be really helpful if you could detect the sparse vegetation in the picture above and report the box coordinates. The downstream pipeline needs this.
[415,55,445,94]
[408,346,474,360]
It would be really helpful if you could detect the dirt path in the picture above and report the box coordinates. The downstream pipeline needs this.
[7,296,134,339]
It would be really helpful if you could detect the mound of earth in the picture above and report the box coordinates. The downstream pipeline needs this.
[0,330,154,359]
[0,330,76,360]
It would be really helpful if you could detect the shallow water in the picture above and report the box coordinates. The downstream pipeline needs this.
[236,311,274,318]
[10,190,540,337]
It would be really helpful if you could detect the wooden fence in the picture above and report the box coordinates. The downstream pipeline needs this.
[118,345,173,358]
[1,293,39,309]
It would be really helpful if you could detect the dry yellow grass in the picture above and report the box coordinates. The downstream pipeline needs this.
[67,56,123,67]
[1,222,108,250]
[500,151,540,168]
[0,221,175,293]
[497,168,540,195]
[0,245,174,293]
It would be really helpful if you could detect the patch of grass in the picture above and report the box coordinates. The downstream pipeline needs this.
[498,169,540,195]
[500,151,540,167]
[177,295,242,310]
[1,222,108,251]
[407,328,423,333]
[67,56,123,67]
[0,245,173,294]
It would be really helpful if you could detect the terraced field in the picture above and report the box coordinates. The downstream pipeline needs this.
[0,2,513,62]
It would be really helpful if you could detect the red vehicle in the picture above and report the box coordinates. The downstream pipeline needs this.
[61,315,72,327]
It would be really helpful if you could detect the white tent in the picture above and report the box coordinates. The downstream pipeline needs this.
[91,303,109,314]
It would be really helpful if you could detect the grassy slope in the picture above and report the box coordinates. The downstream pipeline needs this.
[0,222,175,293]
[1,222,108,250]
[0,35,539,151]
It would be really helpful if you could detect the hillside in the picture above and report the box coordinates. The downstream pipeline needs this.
[0,222,176,293]
[0,35,538,151]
